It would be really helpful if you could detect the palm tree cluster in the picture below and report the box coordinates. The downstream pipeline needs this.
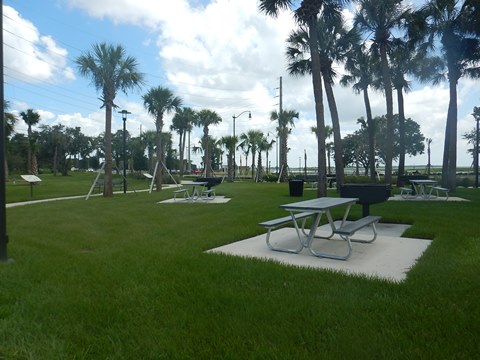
[260,0,480,192]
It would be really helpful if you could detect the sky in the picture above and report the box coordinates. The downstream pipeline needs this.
[3,0,479,170]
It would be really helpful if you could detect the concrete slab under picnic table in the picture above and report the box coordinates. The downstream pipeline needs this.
[207,222,431,282]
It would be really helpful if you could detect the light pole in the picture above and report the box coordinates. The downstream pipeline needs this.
[232,110,251,179]
[120,109,131,194]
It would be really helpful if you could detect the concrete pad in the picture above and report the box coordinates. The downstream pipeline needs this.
[388,194,468,202]
[207,223,431,282]
[158,195,231,204]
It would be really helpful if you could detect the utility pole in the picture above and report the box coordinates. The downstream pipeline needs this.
[1,1,12,262]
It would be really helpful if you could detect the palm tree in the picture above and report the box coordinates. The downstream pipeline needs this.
[238,133,252,176]
[408,0,480,191]
[270,109,299,182]
[3,101,17,180]
[238,130,264,180]
[340,43,379,182]
[171,107,196,177]
[354,0,409,185]
[143,86,182,191]
[220,135,238,182]
[141,130,157,175]
[194,109,222,177]
[76,42,144,197]
[256,134,273,182]
[259,0,352,196]
[286,12,355,189]
[20,109,41,175]
[390,39,415,185]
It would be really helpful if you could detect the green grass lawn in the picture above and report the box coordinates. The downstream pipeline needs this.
[1,177,479,359]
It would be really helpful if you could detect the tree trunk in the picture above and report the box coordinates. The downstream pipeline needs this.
[442,77,457,191]
[103,103,113,197]
[323,78,345,190]
[396,88,406,186]
[227,152,234,181]
[308,19,327,197]
[155,118,164,191]
[203,127,211,178]
[380,43,394,185]
[179,131,185,177]
[363,88,376,182]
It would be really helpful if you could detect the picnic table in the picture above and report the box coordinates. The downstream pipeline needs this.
[174,181,210,201]
[259,197,381,260]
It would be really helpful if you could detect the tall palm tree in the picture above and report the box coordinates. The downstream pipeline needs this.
[20,109,41,175]
[195,109,222,177]
[143,86,182,191]
[171,107,196,177]
[259,0,352,196]
[390,39,415,185]
[286,12,355,189]
[76,42,144,197]
[354,0,409,185]
[341,43,379,181]
[270,109,299,182]
[220,135,238,182]
[408,0,480,191]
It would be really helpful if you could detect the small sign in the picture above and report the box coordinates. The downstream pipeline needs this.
[21,175,42,183]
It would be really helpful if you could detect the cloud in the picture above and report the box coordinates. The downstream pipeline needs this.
[3,5,75,84]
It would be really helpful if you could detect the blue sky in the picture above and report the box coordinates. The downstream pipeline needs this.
[3,0,479,169]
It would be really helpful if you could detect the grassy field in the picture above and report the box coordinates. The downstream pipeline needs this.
[1,175,479,359]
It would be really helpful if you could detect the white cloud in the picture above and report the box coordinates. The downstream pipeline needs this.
[3,5,74,83]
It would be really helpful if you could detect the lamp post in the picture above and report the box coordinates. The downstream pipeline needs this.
[120,109,131,194]
[232,110,251,179]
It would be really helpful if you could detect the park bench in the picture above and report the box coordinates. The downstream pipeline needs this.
[92,179,124,192]
[259,212,313,253]
[332,215,382,260]
[432,186,449,200]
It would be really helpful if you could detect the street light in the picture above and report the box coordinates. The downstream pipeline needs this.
[120,109,131,194]
[232,110,251,179]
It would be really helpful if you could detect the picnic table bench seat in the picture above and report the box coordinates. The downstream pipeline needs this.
[400,187,413,198]
[432,186,449,200]
[201,188,216,200]
[259,212,313,253]
[173,188,190,201]
[331,215,381,260]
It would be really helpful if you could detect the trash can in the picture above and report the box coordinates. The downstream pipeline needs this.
[289,179,304,197]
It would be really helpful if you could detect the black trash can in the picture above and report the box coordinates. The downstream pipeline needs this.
[289,179,304,197]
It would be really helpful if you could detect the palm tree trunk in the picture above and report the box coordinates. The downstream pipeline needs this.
[363,88,376,182]
[179,131,185,177]
[323,78,345,189]
[203,128,210,177]
[156,122,164,191]
[442,78,457,191]
[308,19,327,197]
[397,88,406,186]
[104,104,113,196]
[380,44,394,185]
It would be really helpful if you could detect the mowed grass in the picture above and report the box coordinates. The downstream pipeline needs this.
[1,177,479,359]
